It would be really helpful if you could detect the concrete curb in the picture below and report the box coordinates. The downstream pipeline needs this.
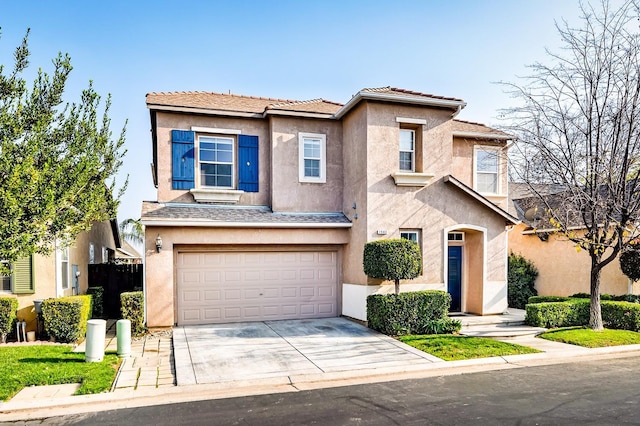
[2,345,640,422]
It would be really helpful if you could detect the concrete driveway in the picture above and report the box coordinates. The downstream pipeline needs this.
[173,317,442,385]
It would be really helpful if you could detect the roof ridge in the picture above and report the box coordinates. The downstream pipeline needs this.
[453,118,491,127]
[268,98,344,108]
[146,90,298,104]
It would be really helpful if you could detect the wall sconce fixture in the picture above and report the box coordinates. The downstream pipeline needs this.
[155,235,163,253]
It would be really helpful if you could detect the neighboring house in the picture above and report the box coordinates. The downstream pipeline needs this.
[116,240,143,264]
[509,184,637,297]
[142,87,519,328]
[1,220,121,332]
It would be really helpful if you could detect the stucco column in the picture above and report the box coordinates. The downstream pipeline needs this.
[145,232,174,328]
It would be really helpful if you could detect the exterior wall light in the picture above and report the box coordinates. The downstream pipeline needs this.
[155,235,163,253]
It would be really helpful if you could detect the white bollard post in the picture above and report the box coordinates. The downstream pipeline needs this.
[116,319,131,358]
[85,319,106,362]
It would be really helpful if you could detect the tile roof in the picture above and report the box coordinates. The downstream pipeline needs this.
[141,202,352,227]
[452,119,510,137]
[361,86,465,103]
[146,91,342,115]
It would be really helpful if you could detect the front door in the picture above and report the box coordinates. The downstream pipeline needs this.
[448,246,462,312]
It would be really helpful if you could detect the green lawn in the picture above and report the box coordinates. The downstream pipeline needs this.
[540,327,640,347]
[398,335,540,361]
[0,345,120,401]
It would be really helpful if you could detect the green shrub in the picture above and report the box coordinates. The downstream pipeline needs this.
[620,247,640,281]
[0,297,18,343]
[363,239,422,294]
[422,318,462,335]
[601,301,640,331]
[528,295,569,304]
[570,293,629,301]
[367,290,452,335]
[525,299,590,328]
[569,292,590,299]
[508,253,538,309]
[121,291,145,336]
[42,295,92,343]
[611,294,640,304]
[86,287,104,318]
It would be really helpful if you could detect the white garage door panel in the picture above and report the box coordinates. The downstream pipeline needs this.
[177,250,338,325]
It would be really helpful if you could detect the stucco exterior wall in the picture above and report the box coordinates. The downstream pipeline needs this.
[154,111,271,206]
[144,225,350,327]
[11,220,117,332]
[269,116,343,212]
[509,224,630,297]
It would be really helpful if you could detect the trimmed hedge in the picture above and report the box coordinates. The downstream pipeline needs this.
[121,291,145,336]
[569,292,640,303]
[528,296,569,304]
[42,295,92,343]
[525,299,640,331]
[367,290,459,335]
[363,239,422,293]
[86,286,104,318]
[0,297,18,343]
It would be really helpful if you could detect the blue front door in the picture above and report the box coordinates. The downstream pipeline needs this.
[448,246,462,312]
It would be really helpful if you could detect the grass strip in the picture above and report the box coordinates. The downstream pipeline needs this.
[539,327,640,348]
[398,335,540,361]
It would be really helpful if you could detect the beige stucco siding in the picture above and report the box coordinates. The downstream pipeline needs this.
[509,224,630,297]
[144,226,350,327]
[269,117,343,212]
[154,111,271,205]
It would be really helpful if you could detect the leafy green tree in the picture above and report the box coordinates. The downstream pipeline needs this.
[363,238,422,294]
[0,29,127,272]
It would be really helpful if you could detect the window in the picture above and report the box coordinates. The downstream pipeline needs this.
[199,136,234,188]
[89,243,95,264]
[101,247,108,264]
[1,262,11,292]
[60,247,69,289]
[299,132,326,183]
[399,129,415,171]
[448,232,464,242]
[400,230,420,246]
[475,146,500,194]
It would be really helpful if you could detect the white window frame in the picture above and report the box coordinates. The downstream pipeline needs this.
[474,145,501,195]
[298,132,326,183]
[89,243,95,264]
[399,129,415,172]
[58,246,70,290]
[197,135,235,189]
[101,247,108,264]
[400,229,421,250]
[1,261,11,293]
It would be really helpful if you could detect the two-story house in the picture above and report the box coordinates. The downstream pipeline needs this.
[142,87,519,328]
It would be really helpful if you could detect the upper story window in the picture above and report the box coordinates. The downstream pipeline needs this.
[199,136,234,188]
[399,129,415,172]
[475,146,501,194]
[59,247,70,290]
[299,132,326,183]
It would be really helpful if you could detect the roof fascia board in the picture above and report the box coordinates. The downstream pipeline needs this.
[147,104,262,118]
[453,131,513,140]
[335,91,467,119]
[263,109,335,119]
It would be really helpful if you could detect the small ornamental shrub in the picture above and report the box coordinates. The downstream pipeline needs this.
[86,286,104,318]
[367,290,452,335]
[363,239,422,294]
[508,253,538,309]
[121,291,145,336]
[42,295,92,343]
[620,246,640,281]
[601,301,640,331]
[0,297,18,343]
[527,296,569,304]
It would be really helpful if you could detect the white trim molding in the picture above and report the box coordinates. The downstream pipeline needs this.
[190,188,244,204]
[298,132,327,183]
[191,126,241,135]
[396,117,427,125]
[391,171,435,187]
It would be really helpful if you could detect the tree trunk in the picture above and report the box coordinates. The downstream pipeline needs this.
[589,255,604,331]
[394,279,400,295]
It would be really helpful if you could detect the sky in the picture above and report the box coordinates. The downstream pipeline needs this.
[1,0,598,222]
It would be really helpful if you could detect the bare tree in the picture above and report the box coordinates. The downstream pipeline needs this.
[503,0,640,330]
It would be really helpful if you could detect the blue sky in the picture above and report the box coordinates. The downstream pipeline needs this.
[1,1,592,222]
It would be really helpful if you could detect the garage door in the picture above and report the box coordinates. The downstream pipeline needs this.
[176,250,338,325]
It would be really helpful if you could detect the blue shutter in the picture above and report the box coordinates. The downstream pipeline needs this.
[238,135,259,192]
[172,130,195,190]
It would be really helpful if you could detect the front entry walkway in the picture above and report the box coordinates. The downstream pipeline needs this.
[173,317,442,385]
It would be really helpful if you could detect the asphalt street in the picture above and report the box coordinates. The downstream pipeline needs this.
[11,355,640,426]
